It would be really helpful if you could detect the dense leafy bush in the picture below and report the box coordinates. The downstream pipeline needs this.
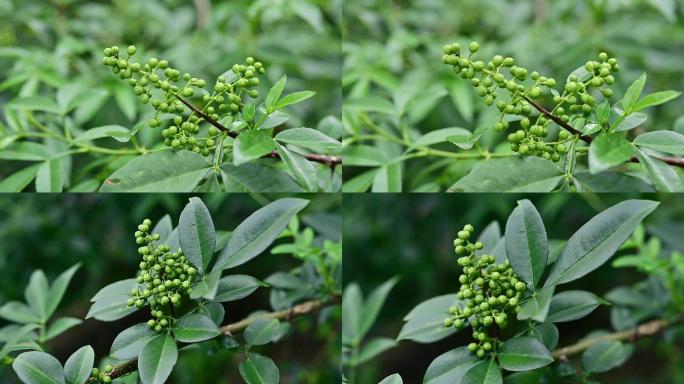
[0,0,342,192]
[342,1,684,192]
[0,196,341,383]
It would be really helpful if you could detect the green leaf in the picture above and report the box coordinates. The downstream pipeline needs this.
[179,197,216,274]
[189,270,221,300]
[214,198,309,270]
[275,91,316,110]
[372,164,402,192]
[623,73,646,112]
[633,90,681,112]
[24,270,50,321]
[573,171,655,192]
[138,333,178,384]
[239,353,279,384]
[378,374,403,384]
[517,286,555,322]
[275,143,318,192]
[90,279,138,302]
[498,336,553,371]
[360,277,398,341]
[45,317,81,341]
[221,162,304,192]
[46,264,80,319]
[101,150,211,192]
[12,351,64,384]
[546,290,607,323]
[257,110,289,130]
[450,157,563,192]
[588,133,634,174]
[463,358,503,384]
[64,345,94,384]
[634,130,684,155]
[342,169,378,192]
[0,164,41,192]
[408,127,471,151]
[530,323,559,350]
[110,323,158,360]
[265,76,286,110]
[344,96,398,115]
[0,324,39,361]
[244,318,281,346]
[344,145,388,167]
[634,149,683,192]
[71,125,131,144]
[505,200,548,288]
[342,283,362,345]
[0,301,41,323]
[214,275,265,302]
[545,200,659,286]
[233,130,276,166]
[357,337,397,365]
[398,295,460,343]
[172,313,220,343]
[199,302,225,326]
[423,347,480,384]
[614,112,647,132]
[275,127,341,150]
[36,159,63,192]
[0,142,50,161]
[581,340,633,373]
[6,96,61,114]
[86,294,136,321]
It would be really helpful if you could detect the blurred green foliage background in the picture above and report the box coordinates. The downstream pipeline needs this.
[0,0,341,187]
[343,193,684,383]
[0,193,341,383]
[343,0,684,190]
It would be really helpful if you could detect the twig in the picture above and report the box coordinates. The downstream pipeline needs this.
[175,95,343,166]
[552,317,683,359]
[524,96,684,168]
[89,297,340,382]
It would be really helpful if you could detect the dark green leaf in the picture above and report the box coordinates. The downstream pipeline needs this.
[239,353,279,384]
[233,130,276,166]
[398,295,460,343]
[179,197,216,273]
[46,264,80,319]
[588,133,634,173]
[505,200,548,288]
[357,337,397,365]
[64,345,94,384]
[244,318,280,346]
[633,91,681,112]
[6,96,61,114]
[634,149,683,192]
[214,275,265,302]
[138,333,177,384]
[360,277,398,340]
[24,270,50,321]
[12,351,64,384]
[581,340,633,373]
[36,159,63,193]
[275,127,340,150]
[423,347,479,384]
[517,286,554,322]
[221,162,304,192]
[0,301,40,323]
[72,125,131,144]
[378,374,403,384]
[44,317,81,341]
[110,323,158,360]
[449,157,563,192]
[275,143,318,192]
[173,314,220,343]
[275,91,316,110]
[498,337,553,371]
[0,164,41,192]
[634,130,684,155]
[408,127,470,151]
[463,358,503,384]
[546,290,608,323]
[545,200,659,286]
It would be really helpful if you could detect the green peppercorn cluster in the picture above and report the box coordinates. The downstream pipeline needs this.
[89,365,112,383]
[443,224,525,359]
[127,219,197,333]
[442,42,619,161]
[102,45,265,154]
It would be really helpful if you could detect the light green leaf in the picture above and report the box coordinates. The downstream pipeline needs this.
[342,169,378,192]
[6,96,61,114]
[463,358,503,384]
[634,149,683,192]
[12,351,64,384]
[505,200,548,288]
[614,112,647,132]
[233,130,276,166]
[71,125,131,144]
[0,142,50,161]
[214,198,309,270]
[179,197,215,274]
[265,76,286,110]
[378,374,403,384]
[189,270,221,300]
[90,279,138,302]
[214,275,265,302]
[424,347,479,384]
[449,157,563,192]
[0,164,41,192]
[138,333,177,384]
[498,337,553,371]
[100,150,211,192]
[408,127,470,151]
[360,278,398,340]
[275,143,318,192]
[275,127,340,150]
[546,290,607,323]
[342,284,362,346]
[36,159,63,193]
[110,323,158,360]
[581,340,633,373]
[172,314,220,343]
[372,164,402,192]
[344,96,398,115]
[633,131,684,155]
[588,133,634,174]
[239,353,279,384]
[257,110,289,129]
[633,91,681,112]
[24,270,50,321]
[545,200,659,286]
[623,73,646,112]
[46,264,80,319]
[244,318,280,346]
[275,91,316,110]
[86,295,136,321]
[357,338,397,365]
[517,286,555,322]
[0,301,41,323]
[45,317,81,341]
[64,345,94,384]
[398,295,460,343]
